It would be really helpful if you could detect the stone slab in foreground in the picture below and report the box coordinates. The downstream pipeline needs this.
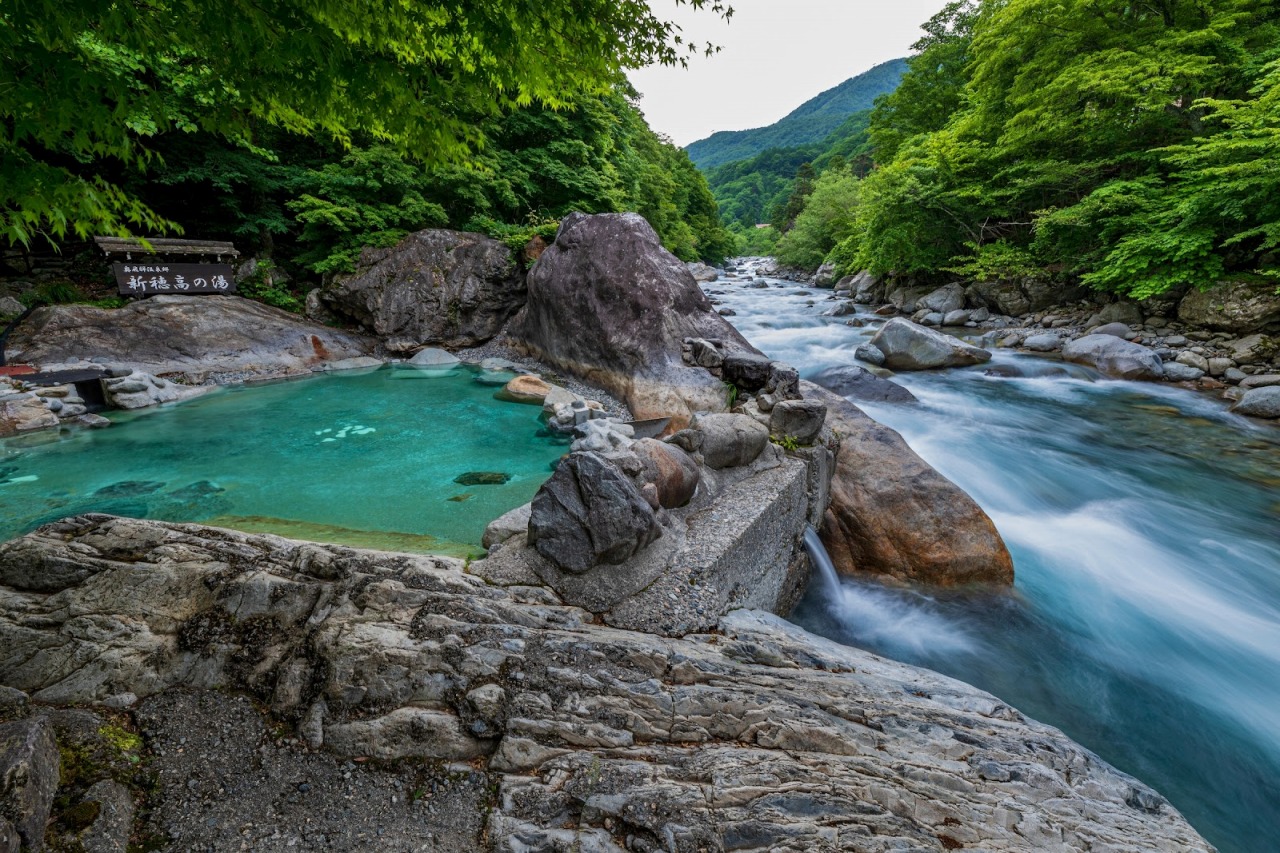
[0,516,1210,852]
[8,295,374,380]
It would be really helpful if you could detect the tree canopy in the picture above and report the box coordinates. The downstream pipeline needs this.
[1,0,731,247]
[768,0,1280,297]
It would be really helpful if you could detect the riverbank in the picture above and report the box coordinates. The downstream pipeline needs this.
[704,264,1280,853]
[0,219,1220,851]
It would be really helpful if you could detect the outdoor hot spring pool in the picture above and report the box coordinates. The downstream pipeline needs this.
[0,365,569,556]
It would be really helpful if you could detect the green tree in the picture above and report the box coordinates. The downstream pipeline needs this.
[1,0,731,247]
[774,168,860,270]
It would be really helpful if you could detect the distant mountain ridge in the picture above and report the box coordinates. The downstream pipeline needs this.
[685,58,907,170]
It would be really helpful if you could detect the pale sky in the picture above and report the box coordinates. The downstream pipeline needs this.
[631,0,948,147]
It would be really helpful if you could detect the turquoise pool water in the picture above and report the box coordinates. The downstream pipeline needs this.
[0,365,567,556]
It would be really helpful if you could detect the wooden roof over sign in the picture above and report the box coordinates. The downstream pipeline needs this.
[93,237,240,258]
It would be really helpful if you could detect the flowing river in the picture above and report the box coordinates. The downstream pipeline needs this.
[710,264,1280,853]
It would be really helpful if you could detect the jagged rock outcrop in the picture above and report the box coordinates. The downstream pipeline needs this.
[509,213,752,428]
[8,295,373,380]
[0,516,1211,852]
[323,229,525,351]
[807,383,1015,587]
[1178,280,1280,333]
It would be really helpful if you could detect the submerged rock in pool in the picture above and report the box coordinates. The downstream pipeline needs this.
[94,481,165,498]
[453,471,511,486]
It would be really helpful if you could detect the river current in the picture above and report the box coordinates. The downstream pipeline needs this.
[711,264,1280,853]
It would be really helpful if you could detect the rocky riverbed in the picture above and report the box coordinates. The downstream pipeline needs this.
[0,217,1222,850]
[734,259,1280,421]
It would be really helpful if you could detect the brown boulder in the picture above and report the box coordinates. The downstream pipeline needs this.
[509,213,752,429]
[630,438,700,508]
[497,374,551,405]
[806,383,1014,587]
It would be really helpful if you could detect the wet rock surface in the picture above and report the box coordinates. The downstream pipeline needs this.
[869,319,992,370]
[806,383,1015,587]
[808,364,916,403]
[0,515,1212,852]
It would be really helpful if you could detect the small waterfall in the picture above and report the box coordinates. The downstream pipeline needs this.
[803,525,841,594]
[802,524,978,657]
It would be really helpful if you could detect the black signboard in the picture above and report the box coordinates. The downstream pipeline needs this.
[113,263,237,296]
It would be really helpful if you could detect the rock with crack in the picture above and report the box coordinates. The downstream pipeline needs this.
[0,516,1212,852]
[805,382,1014,587]
[323,229,525,350]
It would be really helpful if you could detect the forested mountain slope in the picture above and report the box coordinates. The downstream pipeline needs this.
[685,59,906,170]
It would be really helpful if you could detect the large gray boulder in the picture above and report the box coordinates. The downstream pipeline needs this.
[509,213,752,428]
[1232,386,1280,419]
[917,282,965,315]
[1179,280,1280,333]
[807,383,1014,587]
[0,718,59,851]
[1063,334,1165,380]
[324,229,525,350]
[0,516,1213,852]
[8,295,373,380]
[689,413,769,469]
[849,271,884,304]
[527,452,661,572]
[869,318,992,370]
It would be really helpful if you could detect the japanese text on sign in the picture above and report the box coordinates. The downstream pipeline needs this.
[112,263,237,296]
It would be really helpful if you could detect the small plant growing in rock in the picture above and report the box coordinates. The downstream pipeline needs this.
[771,433,800,451]
[723,381,739,408]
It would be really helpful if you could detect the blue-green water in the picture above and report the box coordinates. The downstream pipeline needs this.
[710,268,1280,853]
[0,365,566,556]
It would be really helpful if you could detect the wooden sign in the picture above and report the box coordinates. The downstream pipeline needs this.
[113,262,237,296]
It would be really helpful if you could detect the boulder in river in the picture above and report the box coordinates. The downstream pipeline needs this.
[1231,386,1280,419]
[1062,334,1165,380]
[807,383,1015,587]
[324,229,523,350]
[509,213,752,429]
[869,318,992,370]
[809,364,916,403]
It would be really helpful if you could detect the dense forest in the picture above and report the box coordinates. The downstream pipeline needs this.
[0,0,734,300]
[761,0,1280,299]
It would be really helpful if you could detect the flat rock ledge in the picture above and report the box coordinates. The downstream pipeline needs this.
[0,515,1211,852]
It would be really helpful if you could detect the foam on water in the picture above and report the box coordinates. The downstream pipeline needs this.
[718,261,1280,852]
